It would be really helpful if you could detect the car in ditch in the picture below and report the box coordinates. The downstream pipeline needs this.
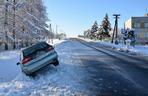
[17,41,59,76]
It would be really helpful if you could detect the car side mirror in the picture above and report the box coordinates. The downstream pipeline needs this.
[17,62,20,65]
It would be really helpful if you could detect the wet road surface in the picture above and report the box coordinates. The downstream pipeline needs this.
[64,39,148,96]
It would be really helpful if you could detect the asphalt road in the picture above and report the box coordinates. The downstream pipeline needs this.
[69,39,148,96]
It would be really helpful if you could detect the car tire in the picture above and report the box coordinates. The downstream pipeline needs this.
[53,60,59,66]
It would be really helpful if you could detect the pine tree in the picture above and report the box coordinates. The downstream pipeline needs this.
[90,21,98,39]
[84,29,91,38]
[98,14,111,39]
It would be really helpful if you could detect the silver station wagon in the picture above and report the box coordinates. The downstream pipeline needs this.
[17,42,59,76]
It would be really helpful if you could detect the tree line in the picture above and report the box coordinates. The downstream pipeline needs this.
[84,14,112,40]
[0,0,53,50]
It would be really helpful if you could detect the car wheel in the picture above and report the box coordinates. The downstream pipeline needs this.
[53,60,59,66]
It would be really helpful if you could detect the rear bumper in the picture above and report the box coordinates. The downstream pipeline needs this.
[21,51,58,74]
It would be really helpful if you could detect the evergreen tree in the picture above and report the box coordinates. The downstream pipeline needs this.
[98,14,111,39]
[90,21,98,39]
[84,29,91,38]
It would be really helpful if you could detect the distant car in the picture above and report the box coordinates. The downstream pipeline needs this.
[17,42,59,76]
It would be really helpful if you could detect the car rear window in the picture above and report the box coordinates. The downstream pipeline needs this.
[22,42,51,57]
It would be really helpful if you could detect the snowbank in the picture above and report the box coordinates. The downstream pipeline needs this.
[83,38,148,56]
[48,39,66,46]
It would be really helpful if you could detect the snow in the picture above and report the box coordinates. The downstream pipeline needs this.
[48,39,66,46]
[0,39,64,82]
[0,39,90,96]
[1,38,148,95]
[0,50,21,83]
[83,38,148,56]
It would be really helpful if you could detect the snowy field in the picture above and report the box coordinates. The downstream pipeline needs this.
[83,38,148,56]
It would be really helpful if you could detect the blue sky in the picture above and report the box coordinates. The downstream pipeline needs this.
[43,0,148,37]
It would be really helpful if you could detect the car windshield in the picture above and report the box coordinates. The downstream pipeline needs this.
[22,42,50,58]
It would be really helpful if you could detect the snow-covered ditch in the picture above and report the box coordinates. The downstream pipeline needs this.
[0,39,90,96]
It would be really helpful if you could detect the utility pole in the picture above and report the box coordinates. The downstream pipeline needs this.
[111,24,116,43]
[111,14,120,44]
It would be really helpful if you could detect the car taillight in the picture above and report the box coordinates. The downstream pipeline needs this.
[47,47,53,52]
[22,56,32,64]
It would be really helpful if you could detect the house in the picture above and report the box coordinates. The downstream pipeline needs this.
[124,14,148,43]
